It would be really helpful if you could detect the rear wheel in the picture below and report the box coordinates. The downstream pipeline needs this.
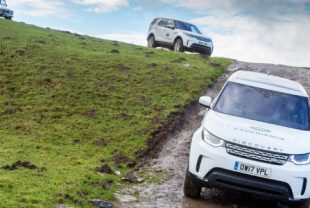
[183,169,201,199]
[173,38,184,52]
[147,35,156,48]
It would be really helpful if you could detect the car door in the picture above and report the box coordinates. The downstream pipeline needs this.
[155,19,168,42]
[163,19,177,44]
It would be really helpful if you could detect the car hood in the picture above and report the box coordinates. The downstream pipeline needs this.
[0,5,12,11]
[203,110,310,154]
[179,30,211,40]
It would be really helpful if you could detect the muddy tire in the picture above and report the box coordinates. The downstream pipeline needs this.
[147,35,156,48]
[173,38,184,53]
[183,170,201,198]
[291,199,310,208]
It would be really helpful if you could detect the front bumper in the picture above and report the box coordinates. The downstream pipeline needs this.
[184,38,213,55]
[188,127,310,201]
[0,10,13,18]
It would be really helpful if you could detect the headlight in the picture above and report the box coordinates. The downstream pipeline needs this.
[289,153,310,165]
[202,129,225,147]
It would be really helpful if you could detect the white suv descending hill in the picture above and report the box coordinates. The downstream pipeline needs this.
[0,0,13,20]
[185,71,310,204]
[147,18,213,56]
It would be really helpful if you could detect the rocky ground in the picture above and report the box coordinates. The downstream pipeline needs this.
[116,61,310,208]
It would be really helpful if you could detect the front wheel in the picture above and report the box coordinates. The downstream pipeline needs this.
[173,38,184,52]
[147,35,156,48]
[183,170,201,199]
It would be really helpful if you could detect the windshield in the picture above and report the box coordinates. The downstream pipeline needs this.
[175,21,201,34]
[214,82,310,130]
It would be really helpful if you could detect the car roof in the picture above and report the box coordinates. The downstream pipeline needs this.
[229,70,308,97]
[154,17,191,24]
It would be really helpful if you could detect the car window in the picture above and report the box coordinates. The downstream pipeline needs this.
[214,82,310,130]
[150,18,158,25]
[158,20,167,27]
[167,20,175,27]
[175,21,201,34]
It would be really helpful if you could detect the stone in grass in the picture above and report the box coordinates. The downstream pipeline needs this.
[122,172,144,183]
[89,200,113,208]
[114,193,137,203]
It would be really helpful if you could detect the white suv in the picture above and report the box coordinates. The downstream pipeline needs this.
[0,0,13,20]
[185,70,310,204]
[147,18,213,56]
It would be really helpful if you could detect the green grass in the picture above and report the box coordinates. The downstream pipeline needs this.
[0,19,231,207]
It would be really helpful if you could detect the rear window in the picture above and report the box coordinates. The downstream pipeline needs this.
[214,82,310,130]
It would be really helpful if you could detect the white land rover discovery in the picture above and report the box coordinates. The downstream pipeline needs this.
[185,70,310,204]
[147,18,213,56]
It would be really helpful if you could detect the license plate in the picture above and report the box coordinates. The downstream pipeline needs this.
[198,41,208,46]
[234,161,271,178]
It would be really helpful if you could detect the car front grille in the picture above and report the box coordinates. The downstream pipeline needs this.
[196,36,211,42]
[226,142,288,165]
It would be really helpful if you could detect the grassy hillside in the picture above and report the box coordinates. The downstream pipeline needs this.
[0,19,231,207]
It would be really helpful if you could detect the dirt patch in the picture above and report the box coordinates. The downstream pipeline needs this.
[115,112,128,120]
[95,164,113,174]
[147,63,158,68]
[115,64,129,72]
[209,62,222,68]
[139,95,151,106]
[111,49,120,54]
[3,108,21,115]
[2,161,37,170]
[94,139,109,147]
[83,109,96,118]
[171,57,186,63]
[15,48,27,56]
[35,39,47,44]
[89,178,113,190]
[112,154,131,166]
[145,51,155,57]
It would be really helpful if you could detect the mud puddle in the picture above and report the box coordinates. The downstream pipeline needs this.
[116,61,310,208]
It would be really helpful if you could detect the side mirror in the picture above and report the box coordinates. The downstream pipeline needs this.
[199,96,212,108]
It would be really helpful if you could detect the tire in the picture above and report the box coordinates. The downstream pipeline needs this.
[147,35,156,48]
[290,199,310,208]
[4,17,12,20]
[173,38,184,52]
[183,169,202,199]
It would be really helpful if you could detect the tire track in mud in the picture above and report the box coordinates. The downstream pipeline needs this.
[116,61,310,208]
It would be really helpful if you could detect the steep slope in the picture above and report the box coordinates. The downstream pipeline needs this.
[0,19,231,207]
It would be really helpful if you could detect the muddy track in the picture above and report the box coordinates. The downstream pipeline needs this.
[116,61,310,208]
